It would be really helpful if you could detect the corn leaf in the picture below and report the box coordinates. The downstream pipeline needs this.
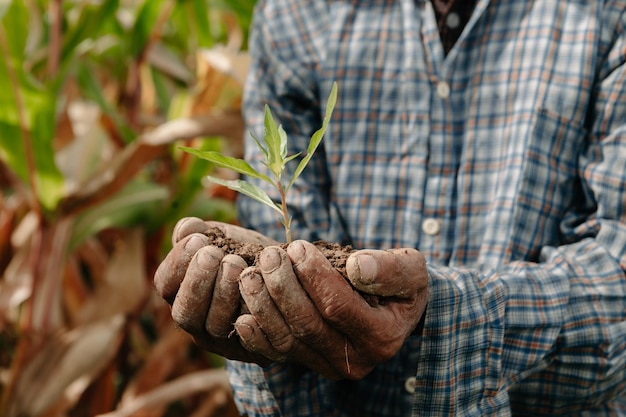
[0,1,9,21]
[76,63,135,143]
[288,82,337,190]
[0,1,65,211]
[60,0,119,65]
[205,175,282,216]
[130,0,167,57]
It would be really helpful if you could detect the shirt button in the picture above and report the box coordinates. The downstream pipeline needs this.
[422,218,441,236]
[436,81,450,99]
[446,12,460,29]
[404,376,417,394]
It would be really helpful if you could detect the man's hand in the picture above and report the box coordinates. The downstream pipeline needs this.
[234,240,429,380]
[154,218,429,379]
[153,217,276,366]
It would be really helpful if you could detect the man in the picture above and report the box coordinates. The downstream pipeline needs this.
[154,0,626,415]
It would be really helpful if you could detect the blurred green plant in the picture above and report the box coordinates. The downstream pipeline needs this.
[0,0,255,416]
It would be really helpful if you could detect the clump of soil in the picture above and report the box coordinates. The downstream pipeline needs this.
[204,227,353,277]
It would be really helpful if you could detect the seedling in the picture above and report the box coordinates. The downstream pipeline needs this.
[180,82,337,243]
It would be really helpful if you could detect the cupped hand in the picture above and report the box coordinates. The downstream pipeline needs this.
[234,240,429,380]
[153,217,277,365]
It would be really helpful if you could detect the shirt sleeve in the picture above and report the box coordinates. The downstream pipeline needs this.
[414,10,626,415]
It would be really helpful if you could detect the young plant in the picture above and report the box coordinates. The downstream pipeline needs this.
[180,82,337,243]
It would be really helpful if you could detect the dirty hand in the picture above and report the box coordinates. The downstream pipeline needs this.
[153,217,277,366]
[235,240,429,380]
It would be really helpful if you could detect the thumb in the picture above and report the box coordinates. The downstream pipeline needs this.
[345,248,427,297]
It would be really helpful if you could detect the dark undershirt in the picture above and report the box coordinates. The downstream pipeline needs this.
[431,0,478,54]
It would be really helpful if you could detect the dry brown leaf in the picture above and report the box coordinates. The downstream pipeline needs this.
[55,100,110,194]
[140,111,244,147]
[7,314,125,417]
[147,42,193,84]
[117,323,191,417]
[29,218,73,333]
[76,229,148,324]
[57,141,167,218]
[0,240,31,331]
[95,368,231,417]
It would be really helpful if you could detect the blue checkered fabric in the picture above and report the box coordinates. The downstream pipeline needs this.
[227,0,626,415]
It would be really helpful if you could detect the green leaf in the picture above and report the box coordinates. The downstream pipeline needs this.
[205,175,283,216]
[249,131,269,160]
[61,0,119,65]
[263,105,285,177]
[0,1,65,211]
[189,0,212,47]
[0,0,10,22]
[278,124,288,159]
[283,152,301,165]
[288,81,337,190]
[76,63,135,143]
[70,181,169,250]
[179,146,273,184]
[130,0,167,57]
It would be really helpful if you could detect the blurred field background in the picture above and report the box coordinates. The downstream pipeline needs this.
[0,1,256,415]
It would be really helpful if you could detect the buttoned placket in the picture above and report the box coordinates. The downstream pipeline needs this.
[403,0,490,267]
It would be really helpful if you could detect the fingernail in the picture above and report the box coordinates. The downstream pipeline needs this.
[185,234,207,252]
[288,240,306,264]
[355,255,377,284]
[222,258,246,283]
[235,322,254,339]
[196,248,221,272]
[240,270,264,294]
[260,248,281,273]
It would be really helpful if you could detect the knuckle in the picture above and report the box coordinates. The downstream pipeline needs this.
[290,313,326,342]
[269,331,295,354]
[322,296,356,324]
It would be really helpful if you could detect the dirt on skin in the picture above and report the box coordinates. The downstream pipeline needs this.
[204,226,354,277]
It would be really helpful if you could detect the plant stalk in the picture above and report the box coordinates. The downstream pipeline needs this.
[277,182,291,243]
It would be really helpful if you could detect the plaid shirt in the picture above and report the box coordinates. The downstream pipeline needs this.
[227,0,626,415]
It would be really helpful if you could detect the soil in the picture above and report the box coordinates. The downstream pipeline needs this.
[204,226,354,277]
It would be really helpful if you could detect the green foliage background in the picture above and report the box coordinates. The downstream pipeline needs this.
[0,0,257,416]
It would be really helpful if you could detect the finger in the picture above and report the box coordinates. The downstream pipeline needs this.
[345,248,427,297]
[206,254,248,338]
[238,266,293,357]
[286,240,372,331]
[171,246,224,334]
[259,246,330,343]
[287,241,410,354]
[234,314,345,380]
[172,217,209,244]
[206,221,278,247]
[234,313,284,361]
[154,233,209,303]
[259,246,352,374]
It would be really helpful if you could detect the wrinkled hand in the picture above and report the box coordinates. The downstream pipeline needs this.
[235,240,429,380]
[154,217,429,380]
[153,217,277,366]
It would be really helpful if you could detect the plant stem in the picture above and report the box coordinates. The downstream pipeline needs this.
[277,182,292,243]
[46,0,62,78]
